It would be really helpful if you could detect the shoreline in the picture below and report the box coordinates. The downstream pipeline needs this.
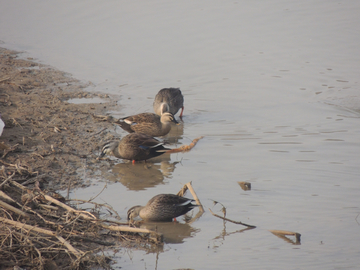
[0,47,150,269]
[0,47,120,191]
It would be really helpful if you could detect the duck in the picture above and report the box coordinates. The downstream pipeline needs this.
[99,133,170,163]
[127,194,198,222]
[116,112,178,137]
[153,88,184,117]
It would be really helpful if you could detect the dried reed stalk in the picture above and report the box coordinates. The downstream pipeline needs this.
[101,224,163,243]
[0,217,83,257]
[0,200,29,218]
[43,194,96,221]
[0,172,15,188]
[0,190,15,203]
[176,182,204,223]
[185,181,204,213]
[0,169,167,268]
[165,136,204,153]
[269,229,301,243]
[0,76,11,83]
[208,208,256,228]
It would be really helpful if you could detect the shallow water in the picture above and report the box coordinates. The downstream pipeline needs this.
[1,0,360,269]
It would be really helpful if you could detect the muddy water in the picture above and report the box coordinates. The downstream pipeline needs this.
[2,1,360,269]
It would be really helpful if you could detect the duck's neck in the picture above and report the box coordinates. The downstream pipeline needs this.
[160,102,170,114]
[112,143,123,158]
[160,119,172,134]
[136,206,146,219]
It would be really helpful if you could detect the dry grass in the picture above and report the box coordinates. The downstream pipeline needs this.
[0,164,164,269]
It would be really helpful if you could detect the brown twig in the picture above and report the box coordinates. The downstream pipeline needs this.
[177,184,188,197]
[0,172,16,188]
[0,190,15,203]
[185,182,204,213]
[20,174,47,186]
[177,182,204,223]
[56,235,84,257]
[43,194,96,221]
[0,76,11,83]
[1,143,19,159]
[0,200,29,218]
[208,208,256,228]
[89,183,107,202]
[70,198,121,220]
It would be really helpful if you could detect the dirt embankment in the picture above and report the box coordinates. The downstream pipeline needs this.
[0,47,120,191]
[0,48,135,269]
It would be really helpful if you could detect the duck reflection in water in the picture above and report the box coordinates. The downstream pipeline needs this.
[140,221,200,244]
[107,156,179,190]
[130,221,200,258]
[162,118,184,144]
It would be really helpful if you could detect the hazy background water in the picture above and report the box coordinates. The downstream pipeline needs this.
[1,1,360,269]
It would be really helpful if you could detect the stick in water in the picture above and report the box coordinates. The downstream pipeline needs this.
[208,208,256,228]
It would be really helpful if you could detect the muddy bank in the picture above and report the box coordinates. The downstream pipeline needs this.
[0,48,146,269]
[0,47,120,191]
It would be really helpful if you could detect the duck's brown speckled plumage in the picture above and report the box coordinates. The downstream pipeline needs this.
[99,133,170,162]
[116,112,178,137]
[127,194,198,222]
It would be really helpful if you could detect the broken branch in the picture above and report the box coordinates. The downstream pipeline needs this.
[208,208,256,228]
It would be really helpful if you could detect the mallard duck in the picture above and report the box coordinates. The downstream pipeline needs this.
[99,133,170,163]
[116,112,178,137]
[127,194,198,222]
[153,88,184,117]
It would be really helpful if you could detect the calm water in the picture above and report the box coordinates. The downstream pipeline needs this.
[1,1,360,269]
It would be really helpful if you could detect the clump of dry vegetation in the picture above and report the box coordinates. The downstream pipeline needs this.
[0,175,163,269]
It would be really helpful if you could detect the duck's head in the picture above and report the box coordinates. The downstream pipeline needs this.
[161,112,179,125]
[99,141,119,158]
[127,205,143,221]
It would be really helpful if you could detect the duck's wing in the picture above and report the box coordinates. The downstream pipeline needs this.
[126,113,159,124]
[146,194,197,220]
[118,113,161,134]
[131,133,164,149]
[150,194,195,207]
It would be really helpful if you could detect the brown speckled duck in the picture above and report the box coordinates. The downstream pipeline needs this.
[153,88,184,117]
[116,112,178,137]
[99,133,170,163]
[127,194,198,222]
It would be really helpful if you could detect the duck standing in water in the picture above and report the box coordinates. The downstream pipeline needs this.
[153,88,184,118]
[127,194,198,222]
[99,133,170,163]
[116,112,178,137]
